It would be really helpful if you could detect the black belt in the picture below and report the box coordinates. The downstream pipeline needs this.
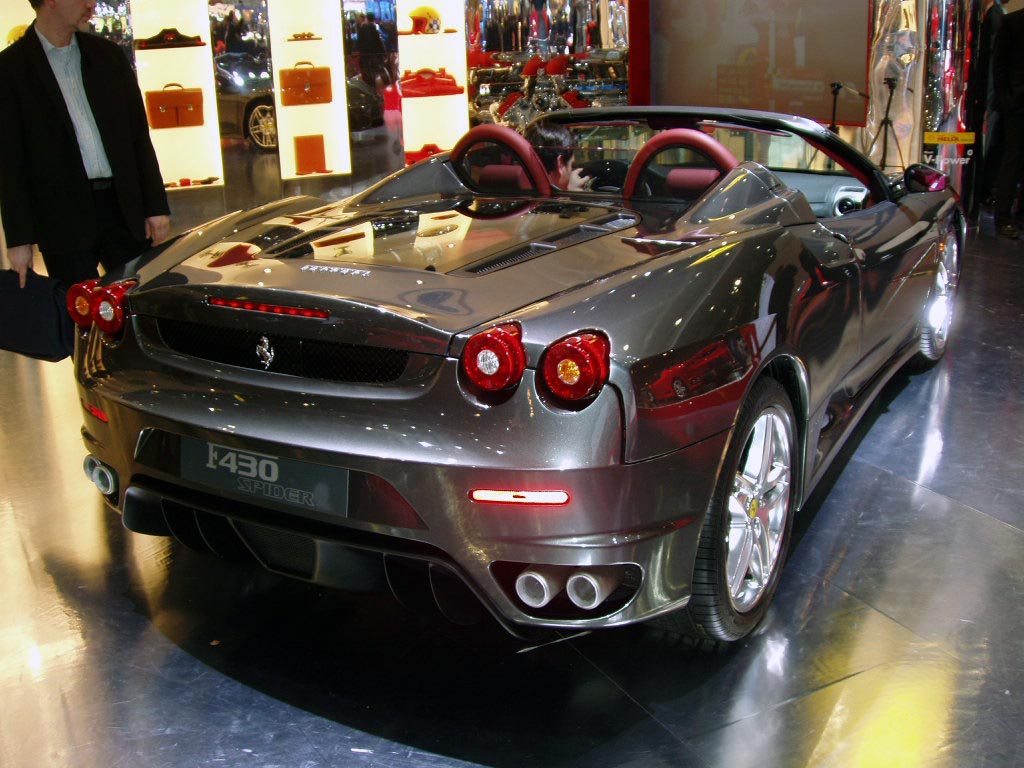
[89,178,113,191]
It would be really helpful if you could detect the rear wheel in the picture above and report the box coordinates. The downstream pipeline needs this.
[246,101,277,151]
[913,226,960,366]
[655,377,797,646]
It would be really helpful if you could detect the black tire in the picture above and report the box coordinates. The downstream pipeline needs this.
[245,100,278,151]
[911,224,960,368]
[654,377,797,646]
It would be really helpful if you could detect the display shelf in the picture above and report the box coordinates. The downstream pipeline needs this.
[267,0,351,180]
[130,0,224,187]
[395,0,468,162]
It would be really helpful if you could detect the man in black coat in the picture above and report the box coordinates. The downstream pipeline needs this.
[0,0,170,287]
[993,0,1024,237]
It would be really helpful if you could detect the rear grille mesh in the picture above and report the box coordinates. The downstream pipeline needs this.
[235,521,316,578]
[153,317,410,383]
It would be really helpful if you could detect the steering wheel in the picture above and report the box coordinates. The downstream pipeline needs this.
[578,159,630,192]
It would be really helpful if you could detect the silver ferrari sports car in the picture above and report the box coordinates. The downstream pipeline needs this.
[68,107,963,646]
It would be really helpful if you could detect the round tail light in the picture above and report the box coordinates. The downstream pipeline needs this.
[462,323,526,391]
[90,280,136,336]
[67,279,101,327]
[541,332,610,403]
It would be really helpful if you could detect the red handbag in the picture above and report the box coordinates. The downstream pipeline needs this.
[145,84,204,129]
[279,62,333,106]
[400,68,464,98]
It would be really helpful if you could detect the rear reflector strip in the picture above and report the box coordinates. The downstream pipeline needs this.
[208,297,329,319]
[82,400,109,423]
[469,489,570,505]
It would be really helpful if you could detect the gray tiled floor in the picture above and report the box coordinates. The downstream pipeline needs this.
[2,141,1023,766]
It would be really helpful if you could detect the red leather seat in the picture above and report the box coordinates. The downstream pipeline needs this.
[665,168,723,196]
[476,164,531,192]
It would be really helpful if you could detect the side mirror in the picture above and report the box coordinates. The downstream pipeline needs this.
[904,163,948,193]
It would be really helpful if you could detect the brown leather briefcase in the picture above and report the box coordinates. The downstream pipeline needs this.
[279,62,333,106]
[145,84,204,129]
[294,135,331,175]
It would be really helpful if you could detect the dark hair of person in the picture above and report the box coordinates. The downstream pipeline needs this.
[525,123,574,173]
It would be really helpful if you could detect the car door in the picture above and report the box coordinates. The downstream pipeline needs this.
[820,196,934,393]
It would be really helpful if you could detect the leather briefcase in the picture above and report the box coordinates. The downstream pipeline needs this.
[279,62,333,106]
[0,269,75,362]
[145,84,204,129]
[294,135,330,175]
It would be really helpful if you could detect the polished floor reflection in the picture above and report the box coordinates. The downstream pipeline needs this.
[2,165,1023,765]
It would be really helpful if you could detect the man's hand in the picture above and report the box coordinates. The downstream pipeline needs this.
[567,167,593,192]
[7,244,34,288]
[145,215,171,246]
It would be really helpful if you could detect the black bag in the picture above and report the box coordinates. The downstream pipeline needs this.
[0,269,75,361]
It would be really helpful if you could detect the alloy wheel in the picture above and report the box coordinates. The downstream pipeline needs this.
[725,406,794,612]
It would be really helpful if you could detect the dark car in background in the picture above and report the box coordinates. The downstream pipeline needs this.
[214,53,385,151]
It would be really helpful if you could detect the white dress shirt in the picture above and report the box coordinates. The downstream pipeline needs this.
[35,27,113,180]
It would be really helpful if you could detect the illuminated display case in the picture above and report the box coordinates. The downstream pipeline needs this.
[266,0,351,180]
[129,0,225,188]
[397,0,469,164]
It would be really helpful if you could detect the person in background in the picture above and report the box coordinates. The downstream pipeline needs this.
[356,12,388,88]
[971,0,1005,214]
[992,0,1024,237]
[525,122,592,191]
[0,0,170,288]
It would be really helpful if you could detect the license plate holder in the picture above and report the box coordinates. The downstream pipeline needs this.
[180,437,348,516]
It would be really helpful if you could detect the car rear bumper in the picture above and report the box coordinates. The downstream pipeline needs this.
[74,336,727,631]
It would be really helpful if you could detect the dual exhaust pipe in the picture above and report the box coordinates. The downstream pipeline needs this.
[515,564,624,611]
[83,455,118,497]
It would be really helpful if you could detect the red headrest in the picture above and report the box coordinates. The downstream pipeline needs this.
[624,129,739,200]
[450,124,552,197]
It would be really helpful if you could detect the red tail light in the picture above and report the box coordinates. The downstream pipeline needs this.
[67,279,101,327]
[462,323,526,391]
[90,280,136,336]
[541,332,610,403]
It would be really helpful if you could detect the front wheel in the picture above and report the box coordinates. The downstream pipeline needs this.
[913,225,960,367]
[655,377,797,647]
[246,101,278,151]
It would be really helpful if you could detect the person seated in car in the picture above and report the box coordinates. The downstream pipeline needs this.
[525,123,592,191]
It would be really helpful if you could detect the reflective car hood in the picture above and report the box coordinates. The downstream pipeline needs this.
[128,164,802,355]
[130,198,649,352]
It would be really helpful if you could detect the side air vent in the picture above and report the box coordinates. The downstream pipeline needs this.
[467,243,557,274]
[591,214,639,231]
[547,225,606,247]
[465,214,638,275]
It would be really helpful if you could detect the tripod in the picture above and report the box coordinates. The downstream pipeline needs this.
[829,82,842,133]
[867,76,906,171]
